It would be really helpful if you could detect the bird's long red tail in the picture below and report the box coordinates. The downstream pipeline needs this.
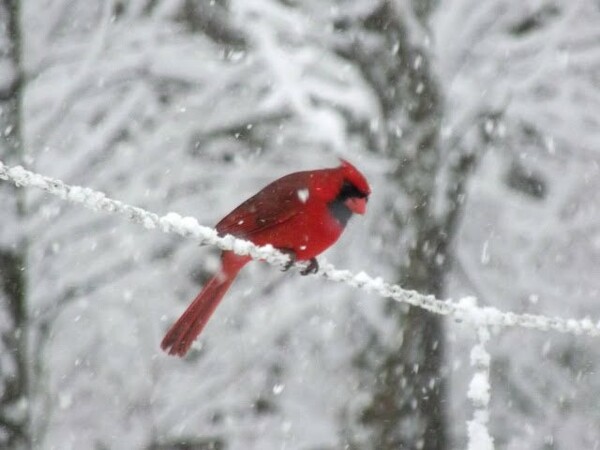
[161,253,248,357]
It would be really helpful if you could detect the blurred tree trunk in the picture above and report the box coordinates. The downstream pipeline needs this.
[338,2,475,448]
[0,0,29,448]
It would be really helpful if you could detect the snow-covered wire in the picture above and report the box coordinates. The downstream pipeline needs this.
[1,159,600,337]
[466,324,494,450]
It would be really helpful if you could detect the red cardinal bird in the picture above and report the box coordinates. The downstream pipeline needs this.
[161,159,370,356]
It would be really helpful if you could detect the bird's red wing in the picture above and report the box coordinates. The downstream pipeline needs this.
[216,174,308,239]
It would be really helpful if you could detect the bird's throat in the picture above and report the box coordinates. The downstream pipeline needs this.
[328,199,352,227]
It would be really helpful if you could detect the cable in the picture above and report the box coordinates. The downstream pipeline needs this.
[1,160,599,337]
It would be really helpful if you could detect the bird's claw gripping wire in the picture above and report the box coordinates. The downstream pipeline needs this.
[300,258,319,276]
[280,249,297,272]
[279,250,318,275]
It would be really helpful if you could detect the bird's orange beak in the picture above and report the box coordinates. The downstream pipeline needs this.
[344,197,367,215]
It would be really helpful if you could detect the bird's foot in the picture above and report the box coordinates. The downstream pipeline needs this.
[280,248,297,272]
[300,258,319,276]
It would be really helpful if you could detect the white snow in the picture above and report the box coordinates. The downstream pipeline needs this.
[468,373,490,406]
[466,326,494,450]
[467,414,495,450]
[297,188,309,203]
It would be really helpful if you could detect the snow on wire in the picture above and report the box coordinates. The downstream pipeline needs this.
[1,159,600,338]
[467,326,494,450]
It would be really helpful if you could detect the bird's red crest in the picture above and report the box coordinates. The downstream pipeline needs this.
[339,159,371,196]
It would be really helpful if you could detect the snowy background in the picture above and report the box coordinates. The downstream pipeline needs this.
[1,0,599,449]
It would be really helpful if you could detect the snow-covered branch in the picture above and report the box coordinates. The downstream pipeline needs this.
[1,159,599,337]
